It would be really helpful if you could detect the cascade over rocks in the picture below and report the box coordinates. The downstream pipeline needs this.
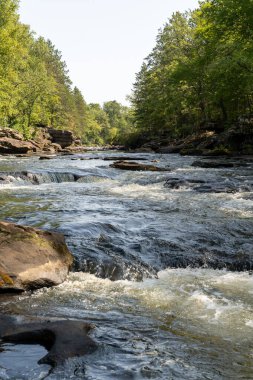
[0,221,73,292]
[0,170,85,185]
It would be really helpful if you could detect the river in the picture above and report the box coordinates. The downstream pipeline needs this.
[0,152,252,379]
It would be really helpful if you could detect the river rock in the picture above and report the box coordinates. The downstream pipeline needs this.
[0,221,73,291]
[0,315,97,367]
[103,156,148,161]
[164,177,206,189]
[191,160,248,168]
[110,160,170,171]
[39,155,56,160]
[0,128,23,140]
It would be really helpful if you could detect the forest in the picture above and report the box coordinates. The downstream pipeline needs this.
[0,0,134,145]
[0,0,252,147]
[131,0,253,145]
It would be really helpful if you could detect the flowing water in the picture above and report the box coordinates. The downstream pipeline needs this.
[0,152,253,379]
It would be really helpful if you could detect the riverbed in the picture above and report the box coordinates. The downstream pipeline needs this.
[0,152,252,379]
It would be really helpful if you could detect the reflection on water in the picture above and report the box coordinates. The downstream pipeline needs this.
[0,343,50,380]
[0,152,253,379]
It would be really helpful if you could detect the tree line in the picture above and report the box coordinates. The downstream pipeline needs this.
[0,0,133,144]
[1,0,252,147]
[130,0,253,144]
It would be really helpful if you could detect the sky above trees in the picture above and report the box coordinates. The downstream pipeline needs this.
[19,0,199,105]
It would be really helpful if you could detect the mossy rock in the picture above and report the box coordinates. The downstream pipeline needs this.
[0,272,14,286]
[0,221,73,291]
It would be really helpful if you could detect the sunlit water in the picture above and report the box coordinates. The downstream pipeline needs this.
[0,152,252,379]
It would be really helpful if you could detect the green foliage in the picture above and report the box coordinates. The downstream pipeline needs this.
[131,0,253,144]
[102,101,134,144]
[0,0,133,145]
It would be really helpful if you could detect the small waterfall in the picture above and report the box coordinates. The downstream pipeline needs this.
[0,171,82,185]
[33,172,78,184]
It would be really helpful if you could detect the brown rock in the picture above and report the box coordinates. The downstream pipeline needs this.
[0,128,23,140]
[0,221,73,291]
[0,137,37,154]
[47,128,75,148]
[51,143,62,152]
[110,160,170,171]
[103,156,148,161]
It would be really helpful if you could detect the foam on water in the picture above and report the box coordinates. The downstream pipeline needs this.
[219,193,253,218]
[3,268,252,379]
[23,268,253,346]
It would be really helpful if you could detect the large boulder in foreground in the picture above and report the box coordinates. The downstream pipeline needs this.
[0,221,73,291]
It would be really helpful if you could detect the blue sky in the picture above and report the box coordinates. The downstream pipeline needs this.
[19,0,199,105]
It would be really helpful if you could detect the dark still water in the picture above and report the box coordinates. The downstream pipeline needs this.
[0,152,253,379]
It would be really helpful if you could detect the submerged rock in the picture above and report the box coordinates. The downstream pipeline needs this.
[191,160,248,168]
[164,177,252,193]
[164,177,205,189]
[39,155,56,160]
[0,315,97,367]
[0,221,73,291]
[110,160,170,171]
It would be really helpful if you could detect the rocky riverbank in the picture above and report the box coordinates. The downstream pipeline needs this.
[137,123,253,156]
[0,127,83,156]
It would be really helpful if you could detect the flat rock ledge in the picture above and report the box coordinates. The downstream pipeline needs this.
[110,160,170,171]
[0,221,73,292]
[0,315,97,367]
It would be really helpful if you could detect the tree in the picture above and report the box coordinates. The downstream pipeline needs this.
[131,1,253,145]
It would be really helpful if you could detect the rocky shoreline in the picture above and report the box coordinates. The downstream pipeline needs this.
[1,123,252,159]
[0,126,78,155]
[136,124,253,157]
[0,126,124,158]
